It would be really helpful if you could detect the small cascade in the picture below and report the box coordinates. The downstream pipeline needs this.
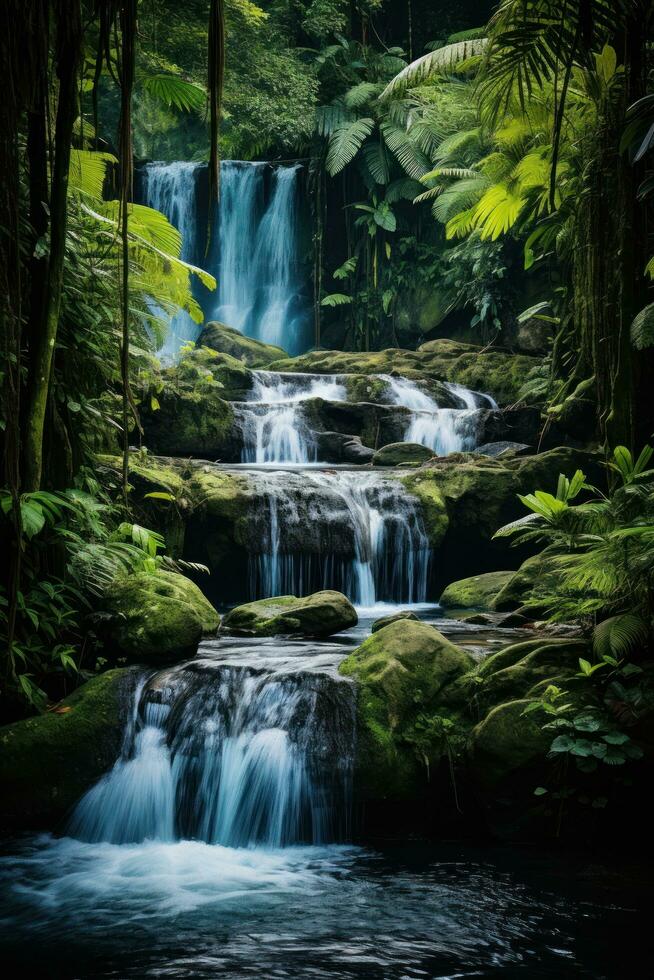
[382,375,496,455]
[143,161,203,361]
[212,162,311,354]
[235,371,347,464]
[242,468,430,605]
[69,656,355,847]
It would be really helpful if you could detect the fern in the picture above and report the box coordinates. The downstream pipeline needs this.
[380,38,488,101]
[631,303,654,350]
[593,614,649,660]
[326,118,375,175]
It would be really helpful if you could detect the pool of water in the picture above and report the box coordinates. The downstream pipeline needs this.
[0,835,647,978]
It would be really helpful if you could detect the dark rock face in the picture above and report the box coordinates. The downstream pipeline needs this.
[314,431,375,464]
[372,442,434,467]
[474,441,530,457]
[478,406,542,446]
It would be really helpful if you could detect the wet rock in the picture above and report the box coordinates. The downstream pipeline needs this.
[0,669,139,831]
[477,406,541,446]
[474,441,530,457]
[371,610,420,632]
[222,590,358,637]
[105,570,220,661]
[439,571,516,610]
[372,442,434,467]
[314,431,375,464]
[141,383,238,460]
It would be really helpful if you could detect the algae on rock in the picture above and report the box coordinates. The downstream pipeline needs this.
[222,590,358,637]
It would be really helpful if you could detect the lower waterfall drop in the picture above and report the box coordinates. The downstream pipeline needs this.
[68,656,355,848]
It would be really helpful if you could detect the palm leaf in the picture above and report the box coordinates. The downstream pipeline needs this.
[69,150,117,200]
[593,613,649,659]
[631,303,654,350]
[380,38,488,101]
[141,74,206,112]
[326,118,375,175]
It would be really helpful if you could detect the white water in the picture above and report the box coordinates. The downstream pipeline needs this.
[69,654,354,848]
[236,372,347,464]
[382,375,496,455]
[212,162,311,353]
[143,161,203,362]
[240,467,430,605]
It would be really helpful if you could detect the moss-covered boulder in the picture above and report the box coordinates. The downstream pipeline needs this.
[468,699,552,787]
[141,383,237,460]
[339,621,474,798]
[491,552,561,611]
[105,570,220,661]
[473,637,589,710]
[439,571,516,610]
[222,590,358,637]
[372,442,434,467]
[173,345,254,400]
[0,669,138,830]
[198,321,287,367]
[371,610,420,633]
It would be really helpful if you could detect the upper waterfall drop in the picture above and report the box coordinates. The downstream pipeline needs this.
[211,161,312,354]
[143,161,204,362]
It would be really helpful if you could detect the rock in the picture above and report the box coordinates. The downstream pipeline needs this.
[222,590,358,637]
[439,571,516,610]
[198,321,287,367]
[173,345,254,400]
[105,570,220,661]
[371,610,420,632]
[477,407,542,446]
[269,340,540,406]
[474,637,589,710]
[459,612,495,625]
[474,441,530,457]
[339,621,474,798]
[496,611,533,627]
[0,669,138,830]
[468,699,552,788]
[372,442,434,467]
[314,431,375,464]
[141,383,238,460]
[303,397,412,448]
[491,551,561,612]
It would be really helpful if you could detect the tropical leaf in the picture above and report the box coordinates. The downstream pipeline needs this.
[321,293,352,307]
[333,257,358,280]
[141,74,206,112]
[361,141,391,184]
[344,81,382,109]
[630,303,654,350]
[380,38,488,101]
[593,613,649,659]
[69,150,117,200]
[326,118,375,175]
[380,122,431,179]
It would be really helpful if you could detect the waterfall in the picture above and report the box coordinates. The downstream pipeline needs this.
[212,162,311,354]
[69,656,355,848]
[235,372,347,464]
[142,161,203,362]
[242,468,431,606]
[382,375,496,455]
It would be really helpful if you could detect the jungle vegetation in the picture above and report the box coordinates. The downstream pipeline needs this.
[0,0,653,728]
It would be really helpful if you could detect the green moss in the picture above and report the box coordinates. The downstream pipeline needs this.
[0,669,136,829]
[371,610,420,633]
[340,621,474,798]
[223,590,357,637]
[439,571,516,610]
[468,699,552,786]
[174,346,253,399]
[372,442,434,467]
[491,552,560,611]
[105,569,220,661]
[142,384,235,459]
[344,375,391,403]
[400,472,449,545]
[198,321,287,367]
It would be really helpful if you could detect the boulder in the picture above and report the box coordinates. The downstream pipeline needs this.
[468,698,553,788]
[198,321,287,367]
[474,441,530,458]
[172,345,253,400]
[222,590,358,637]
[371,610,420,633]
[372,442,434,467]
[105,569,220,661]
[491,551,561,611]
[339,621,474,798]
[477,407,541,446]
[314,431,375,464]
[141,383,238,460]
[439,571,516,610]
[0,669,138,830]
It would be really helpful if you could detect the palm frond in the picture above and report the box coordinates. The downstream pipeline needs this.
[380,38,488,101]
[326,117,375,175]
[141,74,206,112]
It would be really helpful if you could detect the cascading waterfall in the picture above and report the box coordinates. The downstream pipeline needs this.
[143,162,203,362]
[212,162,311,354]
[242,468,431,605]
[69,655,355,848]
[235,371,347,464]
[382,375,496,455]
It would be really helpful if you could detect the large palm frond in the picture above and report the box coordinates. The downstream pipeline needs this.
[380,38,488,101]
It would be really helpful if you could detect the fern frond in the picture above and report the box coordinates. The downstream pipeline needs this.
[380,38,488,101]
[326,118,375,175]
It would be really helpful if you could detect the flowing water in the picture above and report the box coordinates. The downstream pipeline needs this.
[143,161,204,361]
[235,466,430,604]
[0,617,646,978]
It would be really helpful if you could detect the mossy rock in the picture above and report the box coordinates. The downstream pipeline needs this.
[222,590,358,637]
[372,442,434,467]
[269,340,539,406]
[491,552,561,611]
[371,610,420,633]
[174,345,254,400]
[439,571,516,610]
[141,383,237,459]
[105,569,220,661]
[468,698,553,787]
[0,669,138,831]
[198,321,287,367]
[339,621,474,798]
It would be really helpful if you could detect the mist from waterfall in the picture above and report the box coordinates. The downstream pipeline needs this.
[143,162,203,362]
